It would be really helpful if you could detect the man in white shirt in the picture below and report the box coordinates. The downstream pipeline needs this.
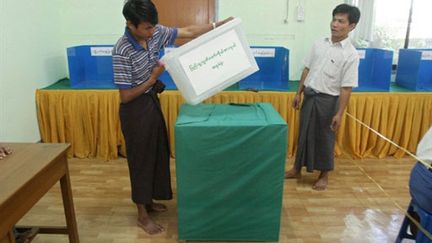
[285,4,361,190]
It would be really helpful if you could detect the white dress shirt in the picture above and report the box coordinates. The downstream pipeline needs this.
[303,37,359,96]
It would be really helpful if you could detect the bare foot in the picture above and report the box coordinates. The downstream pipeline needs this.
[137,218,164,235]
[146,202,167,212]
[312,172,328,191]
[285,168,301,179]
[0,146,12,160]
[136,203,164,234]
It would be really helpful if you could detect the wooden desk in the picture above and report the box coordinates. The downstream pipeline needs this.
[0,143,79,243]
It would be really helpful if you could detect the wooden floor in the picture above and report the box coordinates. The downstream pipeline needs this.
[18,157,415,243]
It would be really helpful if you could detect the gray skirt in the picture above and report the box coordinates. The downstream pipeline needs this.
[294,87,339,172]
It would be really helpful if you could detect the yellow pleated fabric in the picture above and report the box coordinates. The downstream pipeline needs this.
[35,90,432,160]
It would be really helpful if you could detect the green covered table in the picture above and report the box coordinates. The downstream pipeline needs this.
[175,103,288,241]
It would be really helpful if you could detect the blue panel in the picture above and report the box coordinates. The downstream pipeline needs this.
[158,48,178,90]
[67,45,116,89]
[68,45,290,91]
[396,49,432,91]
[354,48,393,91]
[239,46,289,91]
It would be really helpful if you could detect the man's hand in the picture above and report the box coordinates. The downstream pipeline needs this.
[330,114,342,131]
[149,64,165,85]
[219,17,234,26]
[331,87,352,132]
[292,94,302,110]
[119,63,166,104]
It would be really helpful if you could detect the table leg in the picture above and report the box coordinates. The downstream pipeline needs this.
[60,158,79,243]
[0,230,15,243]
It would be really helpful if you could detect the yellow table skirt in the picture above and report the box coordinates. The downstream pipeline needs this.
[35,90,432,160]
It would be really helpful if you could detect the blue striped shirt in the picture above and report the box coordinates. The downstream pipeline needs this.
[112,25,177,89]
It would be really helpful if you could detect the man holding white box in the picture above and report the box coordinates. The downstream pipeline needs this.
[112,0,232,235]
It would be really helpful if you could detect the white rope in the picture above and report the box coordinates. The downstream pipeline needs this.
[345,112,431,170]
[345,111,432,240]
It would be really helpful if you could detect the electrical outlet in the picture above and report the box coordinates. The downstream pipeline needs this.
[296,5,305,22]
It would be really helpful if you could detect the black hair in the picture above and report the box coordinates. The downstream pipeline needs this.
[123,0,158,27]
[332,4,361,25]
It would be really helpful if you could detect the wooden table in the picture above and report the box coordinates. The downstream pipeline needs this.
[0,143,79,243]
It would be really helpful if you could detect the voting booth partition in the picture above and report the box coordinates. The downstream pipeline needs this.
[67,21,365,95]
[396,49,432,91]
[239,46,289,91]
[158,47,178,90]
[354,48,393,92]
[175,103,287,241]
[67,45,116,89]
[66,44,178,90]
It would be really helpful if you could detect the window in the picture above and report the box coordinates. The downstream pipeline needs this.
[373,0,432,50]
[372,0,410,52]
[409,0,432,48]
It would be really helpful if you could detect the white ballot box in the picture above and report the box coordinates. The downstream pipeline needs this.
[160,18,259,105]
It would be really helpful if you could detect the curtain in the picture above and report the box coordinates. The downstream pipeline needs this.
[345,0,376,47]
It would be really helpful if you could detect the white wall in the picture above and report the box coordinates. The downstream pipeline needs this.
[1,0,66,142]
[60,0,124,47]
[0,0,343,142]
[0,0,124,142]
[218,0,343,79]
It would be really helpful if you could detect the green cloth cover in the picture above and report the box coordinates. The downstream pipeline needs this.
[175,103,288,241]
